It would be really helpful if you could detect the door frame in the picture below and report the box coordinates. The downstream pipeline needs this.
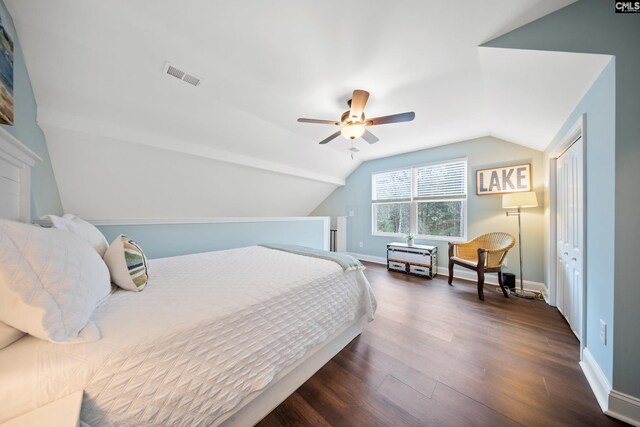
[547,114,586,353]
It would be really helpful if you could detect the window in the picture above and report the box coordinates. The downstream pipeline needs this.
[372,169,411,235]
[372,159,467,240]
[373,203,411,235]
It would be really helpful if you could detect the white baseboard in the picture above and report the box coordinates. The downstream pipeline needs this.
[608,390,640,427]
[347,252,547,300]
[347,252,387,265]
[579,348,640,426]
[580,348,612,412]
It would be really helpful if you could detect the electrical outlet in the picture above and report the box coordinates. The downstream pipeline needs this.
[349,210,355,217]
[359,241,364,248]
[600,320,607,345]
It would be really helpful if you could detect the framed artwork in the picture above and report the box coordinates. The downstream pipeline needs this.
[0,7,13,125]
[476,163,531,195]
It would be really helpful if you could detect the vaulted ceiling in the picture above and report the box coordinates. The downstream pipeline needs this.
[7,0,611,219]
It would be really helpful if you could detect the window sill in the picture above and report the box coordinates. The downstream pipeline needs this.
[372,232,406,238]
[372,232,466,242]
[416,235,467,243]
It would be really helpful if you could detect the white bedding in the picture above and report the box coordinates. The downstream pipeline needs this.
[0,246,376,425]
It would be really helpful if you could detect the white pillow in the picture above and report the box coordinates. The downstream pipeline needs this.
[0,321,25,350]
[104,234,150,292]
[40,214,109,257]
[0,219,111,343]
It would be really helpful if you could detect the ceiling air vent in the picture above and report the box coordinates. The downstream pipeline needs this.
[163,62,201,87]
[182,73,201,87]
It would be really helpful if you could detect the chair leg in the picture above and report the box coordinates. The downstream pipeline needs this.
[498,271,509,298]
[477,249,486,301]
[448,260,454,285]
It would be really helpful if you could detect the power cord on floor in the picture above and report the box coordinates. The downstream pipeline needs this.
[495,266,545,300]
[494,285,545,300]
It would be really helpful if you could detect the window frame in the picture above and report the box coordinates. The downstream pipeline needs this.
[371,159,468,242]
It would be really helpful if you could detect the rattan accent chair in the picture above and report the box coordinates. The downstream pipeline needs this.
[448,232,516,301]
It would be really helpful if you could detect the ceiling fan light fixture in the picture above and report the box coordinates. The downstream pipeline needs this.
[341,123,365,140]
[298,89,415,146]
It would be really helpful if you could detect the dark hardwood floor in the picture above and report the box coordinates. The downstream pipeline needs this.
[257,262,627,427]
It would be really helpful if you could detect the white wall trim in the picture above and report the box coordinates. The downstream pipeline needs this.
[0,128,41,223]
[607,390,640,427]
[347,252,387,265]
[546,114,586,338]
[85,216,330,226]
[0,126,42,167]
[580,347,611,412]
[347,251,547,298]
[37,108,346,186]
[320,216,330,251]
[579,348,640,426]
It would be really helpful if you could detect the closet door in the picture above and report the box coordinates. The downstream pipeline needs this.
[556,137,584,340]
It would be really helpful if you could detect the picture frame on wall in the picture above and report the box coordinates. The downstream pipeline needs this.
[476,163,531,195]
[0,7,14,126]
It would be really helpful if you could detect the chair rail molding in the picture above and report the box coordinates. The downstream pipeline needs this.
[87,216,330,226]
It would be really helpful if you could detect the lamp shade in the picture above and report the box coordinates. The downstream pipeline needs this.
[502,191,538,209]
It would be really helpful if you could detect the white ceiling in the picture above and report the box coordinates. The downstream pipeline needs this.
[7,0,612,218]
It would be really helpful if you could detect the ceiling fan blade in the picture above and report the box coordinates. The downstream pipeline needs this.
[349,89,369,121]
[319,130,342,145]
[362,129,379,144]
[366,112,415,126]
[298,118,340,125]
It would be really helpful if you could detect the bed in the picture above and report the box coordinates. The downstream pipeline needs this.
[0,133,377,426]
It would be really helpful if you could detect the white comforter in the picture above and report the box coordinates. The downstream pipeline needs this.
[0,246,376,426]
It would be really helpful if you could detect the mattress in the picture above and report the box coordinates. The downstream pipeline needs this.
[0,246,376,426]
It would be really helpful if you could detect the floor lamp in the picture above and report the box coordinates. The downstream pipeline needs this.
[503,191,538,299]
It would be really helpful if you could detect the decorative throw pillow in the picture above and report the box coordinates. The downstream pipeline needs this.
[0,219,111,343]
[104,235,149,292]
[40,214,109,257]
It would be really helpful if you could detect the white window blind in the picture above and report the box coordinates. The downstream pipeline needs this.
[415,160,467,200]
[372,168,412,202]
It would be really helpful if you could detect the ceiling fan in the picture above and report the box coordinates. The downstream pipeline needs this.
[297,89,415,145]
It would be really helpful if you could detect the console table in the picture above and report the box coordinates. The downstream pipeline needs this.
[387,242,437,278]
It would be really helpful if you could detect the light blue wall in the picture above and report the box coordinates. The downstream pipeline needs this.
[0,1,62,219]
[97,219,328,259]
[312,136,545,283]
[484,0,640,398]
[545,60,615,384]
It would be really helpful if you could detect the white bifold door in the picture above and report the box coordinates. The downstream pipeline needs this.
[556,136,584,340]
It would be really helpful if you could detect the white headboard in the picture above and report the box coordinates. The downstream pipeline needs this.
[0,127,41,223]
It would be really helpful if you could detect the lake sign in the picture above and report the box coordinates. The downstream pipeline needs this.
[476,163,531,195]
